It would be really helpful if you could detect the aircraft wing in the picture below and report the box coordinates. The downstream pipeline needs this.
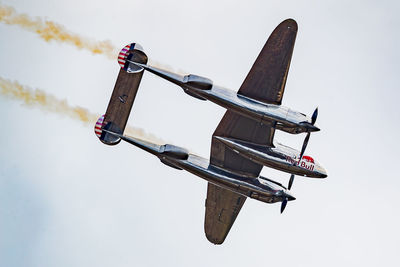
[204,111,275,244]
[238,19,298,105]
[204,183,246,245]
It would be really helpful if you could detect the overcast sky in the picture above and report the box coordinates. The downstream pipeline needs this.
[1,0,399,266]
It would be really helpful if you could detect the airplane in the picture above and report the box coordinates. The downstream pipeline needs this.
[95,19,327,244]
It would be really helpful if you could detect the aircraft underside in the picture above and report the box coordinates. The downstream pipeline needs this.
[95,18,327,245]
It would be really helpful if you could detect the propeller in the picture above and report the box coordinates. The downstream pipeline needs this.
[311,107,318,125]
[300,107,318,158]
[287,107,319,190]
[280,198,288,213]
[299,132,310,160]
[288,174,295,190]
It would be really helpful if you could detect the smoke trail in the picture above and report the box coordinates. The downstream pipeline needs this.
[0,77,165,144]
[0,4,118,59]
[0,4,187,75]
[0,4,184,145]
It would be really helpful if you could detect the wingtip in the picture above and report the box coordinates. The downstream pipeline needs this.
[206,235,225,245]
[280,18,298,31]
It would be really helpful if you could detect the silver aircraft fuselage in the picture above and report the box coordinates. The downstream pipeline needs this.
[214,136,327,178]
[103,130,295,205]
[130,62,319,134]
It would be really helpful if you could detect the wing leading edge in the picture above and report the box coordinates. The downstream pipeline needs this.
[238,19,298,105]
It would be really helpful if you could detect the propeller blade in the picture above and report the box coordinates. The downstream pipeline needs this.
[280,198,288,213]
[311,107,318,125]
[299,132,310,160]
[288,174,295,190]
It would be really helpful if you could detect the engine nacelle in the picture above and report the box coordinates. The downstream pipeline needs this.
[182,74,213,90]
[160,144,189,160]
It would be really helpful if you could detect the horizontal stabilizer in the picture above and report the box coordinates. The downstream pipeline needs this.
[95,43,148,145]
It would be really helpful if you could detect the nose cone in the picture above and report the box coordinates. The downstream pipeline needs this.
[310,124,320,132]
[316,165,328,178]
[299,121,320,132]
[284,191,296,201]
[306,123,320,132]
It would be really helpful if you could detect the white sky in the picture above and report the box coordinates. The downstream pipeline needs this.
[1,0,399,266]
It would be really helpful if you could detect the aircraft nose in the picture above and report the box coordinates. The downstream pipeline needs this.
[307,123,320,132]
[317,165,328,178]
[300,122,320,132]
[284,191,296,201]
